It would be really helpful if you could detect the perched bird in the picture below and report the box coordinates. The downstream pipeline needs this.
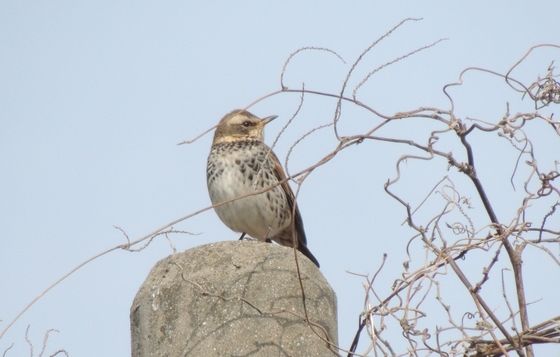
[206,109,320,267]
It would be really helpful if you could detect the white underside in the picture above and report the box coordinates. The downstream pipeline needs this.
[208,161,288,240]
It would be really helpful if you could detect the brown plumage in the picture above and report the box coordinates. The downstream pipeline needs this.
[206,109,319,267]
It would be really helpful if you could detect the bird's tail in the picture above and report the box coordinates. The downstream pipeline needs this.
[296,243,320,268]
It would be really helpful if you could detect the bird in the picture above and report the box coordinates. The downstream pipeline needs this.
[206,109,320,268]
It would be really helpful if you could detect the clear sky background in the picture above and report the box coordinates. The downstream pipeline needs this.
[1,2,559,356]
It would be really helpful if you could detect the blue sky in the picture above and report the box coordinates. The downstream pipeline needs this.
[2,2,559,356]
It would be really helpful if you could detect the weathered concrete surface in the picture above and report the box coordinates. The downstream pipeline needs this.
[131,240,338,357]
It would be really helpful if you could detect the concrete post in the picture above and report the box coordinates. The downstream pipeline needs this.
[130,240,338,357]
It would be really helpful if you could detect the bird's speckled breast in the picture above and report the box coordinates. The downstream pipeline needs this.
[206,140,290,239]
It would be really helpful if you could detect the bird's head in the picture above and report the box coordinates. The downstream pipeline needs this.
[212,110,277,144]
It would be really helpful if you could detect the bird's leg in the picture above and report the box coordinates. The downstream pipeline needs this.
[263,227,272,244]
[238,232,246,240]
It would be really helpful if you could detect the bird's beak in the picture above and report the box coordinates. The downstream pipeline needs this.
[261,115,278,126]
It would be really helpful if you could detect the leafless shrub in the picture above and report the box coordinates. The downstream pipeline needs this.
[1,326,69,357]
[271,26,560,356]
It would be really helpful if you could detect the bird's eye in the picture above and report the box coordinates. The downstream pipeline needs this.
[242,121,251,127]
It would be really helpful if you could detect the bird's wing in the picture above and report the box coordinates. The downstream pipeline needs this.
[268,150,308,247]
